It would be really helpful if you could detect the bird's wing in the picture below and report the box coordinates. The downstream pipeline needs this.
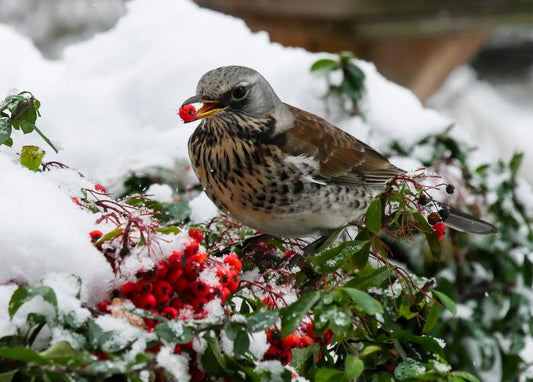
[281,104,402,186]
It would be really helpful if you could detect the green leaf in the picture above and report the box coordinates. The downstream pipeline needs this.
[0,118,12,145]
[233,330,250,357]
[391,330,444,358]
[8,285,58,319]
[281,291,320,337]
[19,119,35,134]
[344,265,391,290]
[422,303,442,334]
[345,63,365,85]
[156,226,181,235]
[345,354,364,378]
[201,335,228,377]
[412,212,441,259]
[452,371,480,382]
[432,290,456,315]
[39,341,89,366]
[315,368,346,382]
[365,198,382,233]
[524,255,533,288]
[312,240,368,274]
[311,59,339,72]
[509,152,523,178]
[20,145,45,171]
[341,287,383,315]
[0,346,50,365]
[155,320,195,344]
[0,370,18,381]
[94,228,124,246]
[247,311,279,332]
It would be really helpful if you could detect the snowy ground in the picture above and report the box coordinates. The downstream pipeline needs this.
[0,0,532,378]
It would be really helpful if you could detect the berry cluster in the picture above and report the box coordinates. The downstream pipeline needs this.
[264,322,333,366]
[96,228,242,380]
[99,229,241,321]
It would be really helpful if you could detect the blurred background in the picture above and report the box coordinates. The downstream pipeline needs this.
[1,0,532,103]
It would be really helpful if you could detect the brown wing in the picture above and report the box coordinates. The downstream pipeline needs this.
[282,104,403,186]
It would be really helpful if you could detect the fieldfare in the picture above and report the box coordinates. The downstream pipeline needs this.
[182,66,497,239]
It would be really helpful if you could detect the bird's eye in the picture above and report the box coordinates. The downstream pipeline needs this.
[232,86,247,100]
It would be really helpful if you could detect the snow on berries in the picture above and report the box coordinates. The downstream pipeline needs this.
[179,104,197,122]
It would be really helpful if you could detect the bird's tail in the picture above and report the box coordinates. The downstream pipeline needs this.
[438,203,498,235]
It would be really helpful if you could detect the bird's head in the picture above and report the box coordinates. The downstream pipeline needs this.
[182,66,294,133]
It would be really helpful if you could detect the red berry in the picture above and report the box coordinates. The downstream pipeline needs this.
[161,306,179,320]
[432,222,446,241]
[89,230,103,243]
[121,281,136,296]
[188,227,203,243]
[217,267,231,285]
[265,344,281,358]
[169,251,186,269]
[179,104,197,122]
[224,253,242,271]
[169,297,185,310]
[146,343,161,354]
[153,280,172,298]
[97,300,111,312]
[94,184,106,193]
[262,297,275,307]
[279,349,293,365]
[71,197,80,205]
[173,276,190,294]
[185,241,200,257]
[220,287,231,302]
[135,293,157,310]
[191,280,210,298]
[281,333,300,350]
[166,268,183,284]
[184,259,202,281]
[299,335,314,348]
[266,328,282,345]
[192,297,209,312]
[155,260,170,279]
[135,280,153,294]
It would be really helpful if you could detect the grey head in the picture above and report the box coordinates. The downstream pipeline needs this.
[182,66,294,132]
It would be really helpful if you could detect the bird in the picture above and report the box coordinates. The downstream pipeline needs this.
[181,65,498,240]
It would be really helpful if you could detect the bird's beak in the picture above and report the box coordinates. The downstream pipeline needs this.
[182,95,228,121]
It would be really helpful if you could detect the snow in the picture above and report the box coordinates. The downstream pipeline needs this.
[0,0,532,377]
[156,346,191,382]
